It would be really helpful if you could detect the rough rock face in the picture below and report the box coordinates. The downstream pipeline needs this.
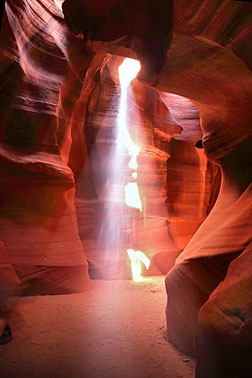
[63,0,252,376]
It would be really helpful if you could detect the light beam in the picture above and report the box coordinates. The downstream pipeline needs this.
[117,58,150,281]
[127,249,150,282]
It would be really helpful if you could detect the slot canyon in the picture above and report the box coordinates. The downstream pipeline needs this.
[0,1,252,377]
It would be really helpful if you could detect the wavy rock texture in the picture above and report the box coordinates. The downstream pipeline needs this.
[0,0,98,294]
[73,54,213,279]
[63,0,252,376]
[73,55,141,279]
[1,0,252,375]
[73,55,173,278]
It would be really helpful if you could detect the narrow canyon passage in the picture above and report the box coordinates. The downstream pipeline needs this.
[1,278,195,378]
[1,1,252,377]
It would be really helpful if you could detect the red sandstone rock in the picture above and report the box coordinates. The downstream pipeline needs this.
[73,55,173,278]
[1,0,252,375]
[0,241,20,302]
[195,240,252,378]
[62,0,252,375]
[72,53,212,278]
[0,0,93,294]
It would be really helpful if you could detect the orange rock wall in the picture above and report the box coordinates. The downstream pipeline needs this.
[1,3,251,375]
[73,55,218,278]
[0,0,96,294]
[0,0,220,287]
[61,0,252,375]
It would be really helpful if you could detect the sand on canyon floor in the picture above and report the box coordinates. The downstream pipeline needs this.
[0,277,195,378]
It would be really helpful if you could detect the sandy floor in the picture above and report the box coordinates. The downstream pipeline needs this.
[0,277,195,378]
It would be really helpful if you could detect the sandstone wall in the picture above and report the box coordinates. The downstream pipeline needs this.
[0,0,97,294]
[62,0,252,375]
[73,55,217,278]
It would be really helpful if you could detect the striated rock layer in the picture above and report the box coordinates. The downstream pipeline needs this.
[63,0,252,376]
[1,0,252,374]
[73,53,213,279]
[0,0,98,294]
[73,55,172,278]
[0,0,224,294]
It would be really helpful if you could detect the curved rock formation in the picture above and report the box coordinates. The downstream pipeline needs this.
[0,0,96,294]
[1,0,251,375]
[74,55,184,278]
[72,54,214,278]
[62,0,252,376]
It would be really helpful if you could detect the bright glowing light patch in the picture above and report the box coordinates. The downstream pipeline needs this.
[118,58,141,86]
[127,249,150,282]
[117,58,142,211]
[125,183,142,211]
[118,59,148,281]
[128,155,138,170]
[54,0,63,11]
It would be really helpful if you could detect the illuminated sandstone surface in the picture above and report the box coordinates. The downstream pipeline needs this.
[63,2,252,376]
[1,0,252,377]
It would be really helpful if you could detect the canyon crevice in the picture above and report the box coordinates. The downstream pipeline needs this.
[1,1,252,376]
